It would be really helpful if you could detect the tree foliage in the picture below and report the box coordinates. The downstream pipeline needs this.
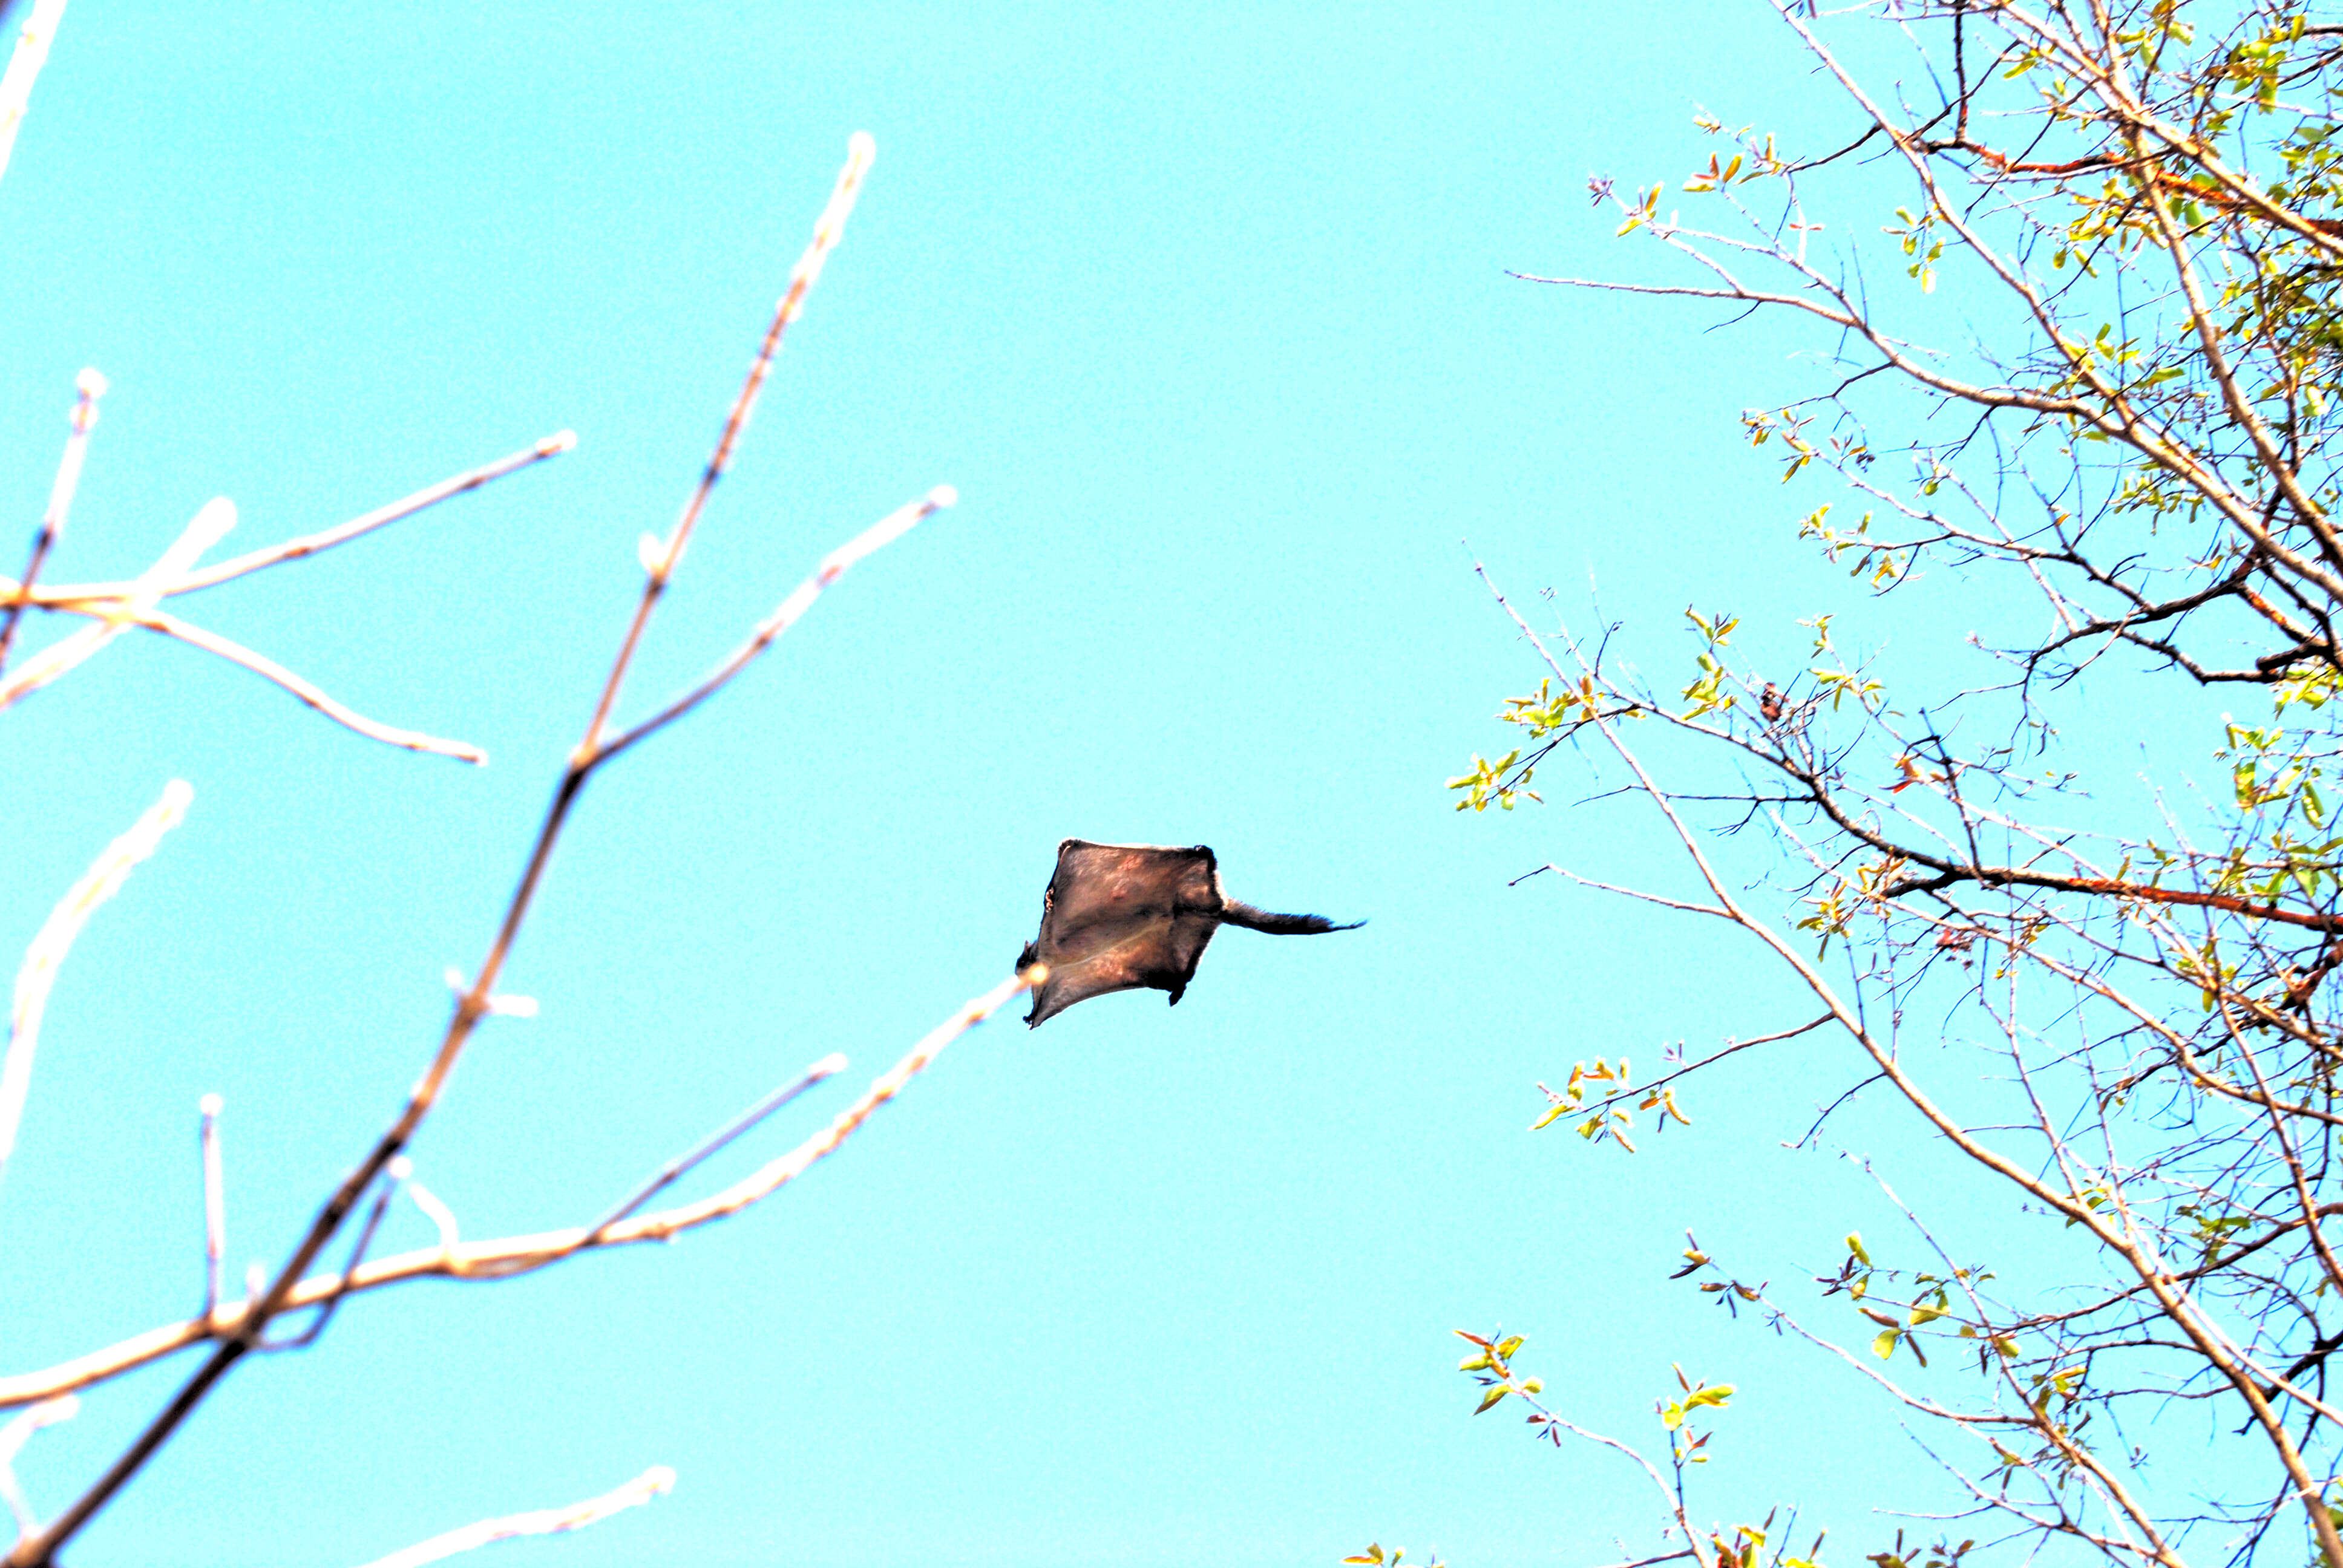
[1447,4,2343,1567]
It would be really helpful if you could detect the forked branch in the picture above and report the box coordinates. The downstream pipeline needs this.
[2,131,937,1568]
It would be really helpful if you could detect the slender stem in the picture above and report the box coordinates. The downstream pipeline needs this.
[578,132,873,755]
[586,1054,845,1241]
[597,488,954,764]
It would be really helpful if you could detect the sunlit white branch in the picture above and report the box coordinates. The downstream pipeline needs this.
[0,0,68,189]
[349,1465,674,1568]
[629,130,875,583]
[404,1168,460,1258]
[0,781,192,1203]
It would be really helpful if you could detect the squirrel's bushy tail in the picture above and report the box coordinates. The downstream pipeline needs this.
[1219,901,1365,935]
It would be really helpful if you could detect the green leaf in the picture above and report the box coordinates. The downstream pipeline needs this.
[1872,1326,1900,1359]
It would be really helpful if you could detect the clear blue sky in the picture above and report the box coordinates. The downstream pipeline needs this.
[0,4,2011,1564]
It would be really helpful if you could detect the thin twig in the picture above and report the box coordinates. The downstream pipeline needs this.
[597,487,957,762]
[405,1171,459,1255]
[580,130,875,753]
[198,1096,223,1322]
[0,370,103,677]
[5,491,485,760]
[1518,863,1731,918]
[587,1052,847,1240]
[0,1397,74,1543]
[263,1169,400,1351]
[35,432,577,604]
[131,609,485,763]
[0,498,235,713]
[0,435,568,756]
